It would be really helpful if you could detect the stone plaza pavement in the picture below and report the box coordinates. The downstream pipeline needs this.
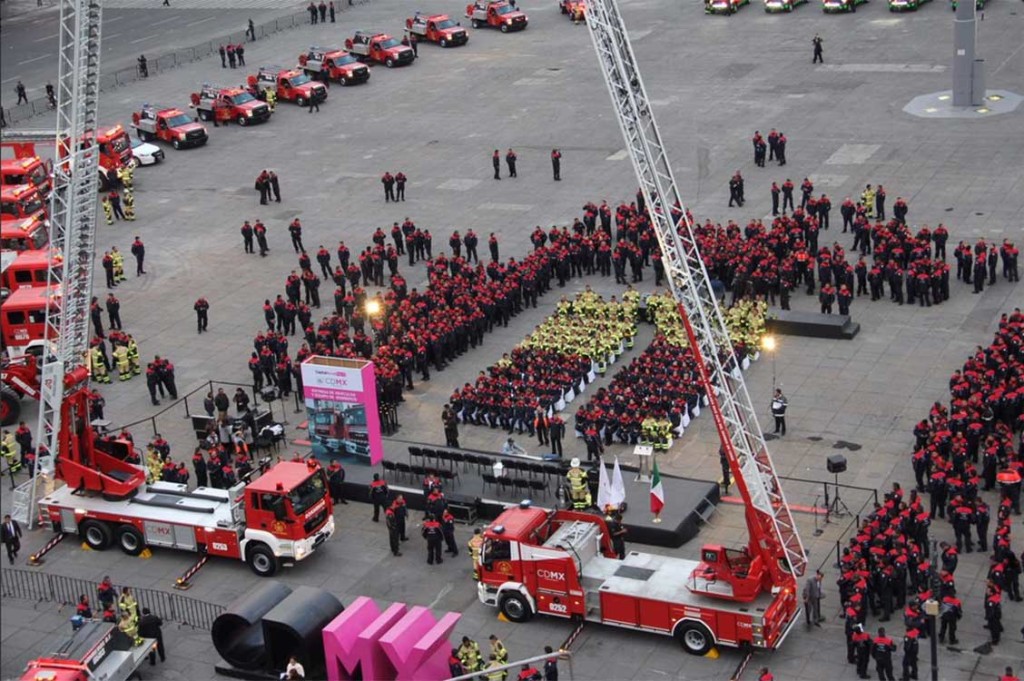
[2,0,1023,678]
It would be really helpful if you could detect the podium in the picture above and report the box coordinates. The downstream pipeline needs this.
[633,444,653,482]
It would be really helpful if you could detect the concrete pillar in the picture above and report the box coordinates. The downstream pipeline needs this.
[952,0,977,107]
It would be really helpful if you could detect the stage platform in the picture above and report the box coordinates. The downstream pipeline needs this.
[766,309,860,339]
[319,443,720,549]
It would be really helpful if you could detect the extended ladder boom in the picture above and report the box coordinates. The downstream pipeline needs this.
[26,0,104,528]
[583,0,807,581]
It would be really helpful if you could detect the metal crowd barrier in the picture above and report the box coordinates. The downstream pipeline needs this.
[1,567,224,629]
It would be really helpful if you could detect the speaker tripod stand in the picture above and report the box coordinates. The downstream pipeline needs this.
[825,472,851,522]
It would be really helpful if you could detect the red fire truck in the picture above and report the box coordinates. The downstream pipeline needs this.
[35,374,335,576]
[1,249,57,292]
[1,353,38,425]
[1,156,53,200]
[93,124,134,171]
[0,216,49,252]
[1,184,48,223]
[20,620,155,681]
[478,504,800,654]
[0,284,55,359]
[298,47,371,85]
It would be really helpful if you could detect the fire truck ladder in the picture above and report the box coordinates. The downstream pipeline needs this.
[22,0,105,529]
[582,0,807,581]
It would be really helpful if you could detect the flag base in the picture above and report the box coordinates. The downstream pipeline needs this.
[652,517,662,524]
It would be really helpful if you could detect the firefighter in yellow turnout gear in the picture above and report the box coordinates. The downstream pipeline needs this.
[566,458,591,510]
[91,347,111,383]
[101,196,114,225]
[1,431,21,475]
[113,344,132,381]
[126,336,141,375]
[111,247,127,283]
[122,188,136,221]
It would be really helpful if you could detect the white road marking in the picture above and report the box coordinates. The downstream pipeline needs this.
[428,583,453,609]
[105,15,126,23]
[18,55,48,65]
[818,63,945,73]
[34,33,59,43]
[150,16,178,26]
[606,150,629,161]
[825,144,880,165]
[187,16,215,27]
[131,34,158,44]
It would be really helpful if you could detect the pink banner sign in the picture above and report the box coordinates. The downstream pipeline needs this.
[301,356,384,465]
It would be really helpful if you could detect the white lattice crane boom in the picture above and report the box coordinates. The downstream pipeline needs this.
[583,0,807,582]
[23,0,105,528]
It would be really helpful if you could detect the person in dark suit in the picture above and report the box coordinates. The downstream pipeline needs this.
[138,608,166,665]
[2,514,22,564]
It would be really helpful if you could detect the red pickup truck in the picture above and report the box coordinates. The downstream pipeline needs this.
[247,66,328,106]
[404,14,469,47]
[465,0,528,31]
[344,31,416,68]
[298,47,371,85]
[130,104,209,149]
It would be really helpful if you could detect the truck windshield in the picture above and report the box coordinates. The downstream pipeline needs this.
[481,538,511,565]
[288,471,327,515]
[378,38,400,49]
[435,18,457,29]
[333,54,358,65]
[20,197,43,215]
[166,114,192,127]
[494,4,514,14]
[289,73,312,86]
[28,166,49,187]
[230,92,256,105]
[109,135,130,154]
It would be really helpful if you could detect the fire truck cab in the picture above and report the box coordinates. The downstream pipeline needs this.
[1,284,56,359]
[248,67,328,106]
[189,84,273,126]
[478,506,799,655]
[298,47,371,85]
[1,184,47,223]
[0,216,49,252]
[405,14,470,47]
[465,0,529,31]
[344,31,416,67]
[131,104,209,150]
[0,157,52,200]
[93,124,134,171]
[1,249,57,293]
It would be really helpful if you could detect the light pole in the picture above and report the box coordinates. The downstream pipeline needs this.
[761,334,777,391]
[924,598,939,681]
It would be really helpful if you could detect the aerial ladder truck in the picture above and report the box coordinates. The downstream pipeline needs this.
[475,0,808,656]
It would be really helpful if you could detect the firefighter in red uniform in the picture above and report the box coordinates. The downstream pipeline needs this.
[1000,667,1020,681]
[369,473,388,521]
[422,514,443,565]
[900,628,918,681]
[938,593,961,644]
[852,624,871,679]
[757,668,774,681]
[872,627,896,681]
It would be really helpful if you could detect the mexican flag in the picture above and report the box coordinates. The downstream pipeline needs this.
[650,458,665,515]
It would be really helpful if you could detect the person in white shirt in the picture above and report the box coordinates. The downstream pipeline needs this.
[501,437,526,457]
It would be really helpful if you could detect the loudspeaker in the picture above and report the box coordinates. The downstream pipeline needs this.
[827,454,847,474]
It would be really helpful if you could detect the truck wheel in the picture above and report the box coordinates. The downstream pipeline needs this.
[97,170,110,193]
[116,524,146,556]
[472,18,481,28]
[80,520,113,551]
[238,115,248,126]
[500,23,509,32]
[127,156,140,170]
[172,138,181,150]
[339,76,348,86]
[440,38,449,47]
[247,544,278,577]
[499,593,533,622]
[0,384,21,427]
[296,95,306,107]
[674,622,714,656]
[385,58,395,68]
[197,110,210,121]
